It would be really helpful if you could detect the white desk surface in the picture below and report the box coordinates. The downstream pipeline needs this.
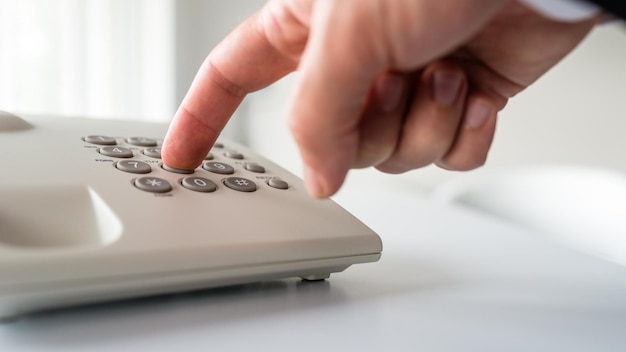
[2,171,625,351]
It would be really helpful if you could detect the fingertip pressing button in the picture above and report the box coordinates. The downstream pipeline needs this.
[162,164,194,174]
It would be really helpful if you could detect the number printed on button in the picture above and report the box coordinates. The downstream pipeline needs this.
[203,161,235,175]
[116,160,151,174]
[99,146,133,158]
[181,176,217,193]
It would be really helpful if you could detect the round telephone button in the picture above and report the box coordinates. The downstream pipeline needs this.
[203,162,234,175]
[126,137,157,147]
[267,179,289,190]
[244,163,265,173]
[162,164,194,174]
[84,135,117,145]
[182,177,217,193]
[116,160,152,174]
[224,177,257,192]
[143,147,162,159]
[99,146,133,158]
[134,177,172,193]
[224,151,244,160]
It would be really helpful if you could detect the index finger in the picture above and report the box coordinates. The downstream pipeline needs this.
[162,6,303,170]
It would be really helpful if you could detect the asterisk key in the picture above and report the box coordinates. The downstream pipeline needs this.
[146,179,162,187]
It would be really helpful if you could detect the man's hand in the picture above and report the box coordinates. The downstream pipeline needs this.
[162,0,599,198]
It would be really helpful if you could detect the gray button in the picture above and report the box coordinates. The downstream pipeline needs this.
[99,146,133,158]
[267,179,288,190]
[116,160,152,174]
[126,137,157,147]
[84,135,117,145]
[134,177,172,193]
[181,176,217,193]
[244,163,265,173]
[224,177,256,192]
[162,164,194,174]
[204,152,214,160]
[212,142,224,149]
[224,151,244,160]
[143,147,162,159]
[203,161,234,175]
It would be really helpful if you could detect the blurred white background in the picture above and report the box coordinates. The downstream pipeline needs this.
[0,0,175,121]
[0,0,264,123]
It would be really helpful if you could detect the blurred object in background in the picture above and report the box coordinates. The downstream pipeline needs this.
[0,0,175,121]
[0,0,263,124]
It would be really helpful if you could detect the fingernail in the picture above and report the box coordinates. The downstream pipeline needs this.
[465,99,492,129]
[375,74,405,112]
[432,69,463,106]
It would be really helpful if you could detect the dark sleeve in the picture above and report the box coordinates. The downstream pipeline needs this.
[587,0,626,19]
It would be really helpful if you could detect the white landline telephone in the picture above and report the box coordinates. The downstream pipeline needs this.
[0,111,382,319]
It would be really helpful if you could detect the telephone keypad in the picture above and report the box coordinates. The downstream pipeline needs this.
[84,135,290,193]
